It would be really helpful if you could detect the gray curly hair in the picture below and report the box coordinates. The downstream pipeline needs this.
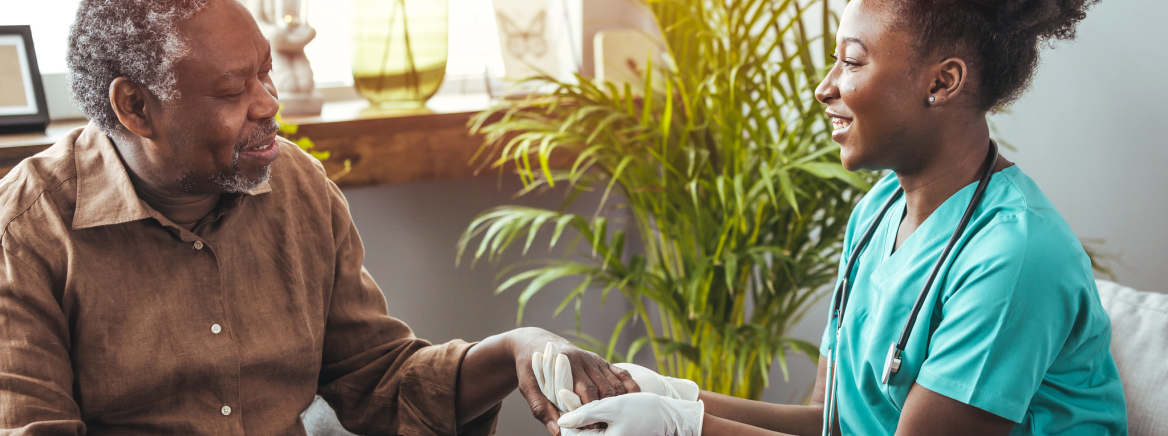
[67,0,214,134]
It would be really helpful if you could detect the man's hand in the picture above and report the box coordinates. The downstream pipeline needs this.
[533,348,698,415]
[508,328,640,435]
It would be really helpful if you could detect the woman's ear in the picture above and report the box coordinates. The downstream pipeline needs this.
[927,57,969,106]
[109,77,157,139]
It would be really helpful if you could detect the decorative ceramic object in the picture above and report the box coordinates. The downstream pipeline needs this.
[352,0,449,108]
[248,0,324,116]
[593,29,666,92]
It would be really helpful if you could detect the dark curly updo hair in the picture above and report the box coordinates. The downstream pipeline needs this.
[894,0,1100,112]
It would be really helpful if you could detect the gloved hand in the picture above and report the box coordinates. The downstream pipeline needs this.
[534,344,698,414]
[612,362,700,402]
[557,392,705,436]
[531,342,578,413]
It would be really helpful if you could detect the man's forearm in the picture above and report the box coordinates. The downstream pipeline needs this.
[455,330,521,425]
[700,391,824,436]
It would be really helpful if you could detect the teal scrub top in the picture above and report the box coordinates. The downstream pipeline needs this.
[820,166,1127,435]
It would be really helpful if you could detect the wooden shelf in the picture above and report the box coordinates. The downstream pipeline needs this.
[0,95,497,189]
[0,120,88,176]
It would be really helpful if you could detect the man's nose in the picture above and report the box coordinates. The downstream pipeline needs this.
[251,80,280,120]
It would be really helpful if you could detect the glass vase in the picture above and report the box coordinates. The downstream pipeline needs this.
[352,0,448,108]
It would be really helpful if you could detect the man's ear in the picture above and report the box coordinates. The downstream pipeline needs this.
[109,77,157,139]
[927,57,969,106]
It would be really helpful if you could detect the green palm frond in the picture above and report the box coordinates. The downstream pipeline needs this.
[458,0,875,399]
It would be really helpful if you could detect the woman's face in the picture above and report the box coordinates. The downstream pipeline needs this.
[815,0,934,172]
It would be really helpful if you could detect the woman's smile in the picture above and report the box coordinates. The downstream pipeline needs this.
[828,111,854,140]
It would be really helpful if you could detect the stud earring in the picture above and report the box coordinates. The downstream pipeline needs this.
[928,96,936,103]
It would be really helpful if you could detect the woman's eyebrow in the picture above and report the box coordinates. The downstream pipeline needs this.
[840,37,868,52]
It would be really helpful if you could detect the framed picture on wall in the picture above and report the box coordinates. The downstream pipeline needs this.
[0,25,49,134]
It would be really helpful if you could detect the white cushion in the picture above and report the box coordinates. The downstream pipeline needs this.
[302,396,358,436]
[1096,280,1168,436]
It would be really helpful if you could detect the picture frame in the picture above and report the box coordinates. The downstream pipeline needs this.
[0,25,49,134]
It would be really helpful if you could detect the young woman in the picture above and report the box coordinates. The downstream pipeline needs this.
[542,0,1128,435]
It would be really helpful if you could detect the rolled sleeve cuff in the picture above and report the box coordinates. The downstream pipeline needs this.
[398,340,501,436]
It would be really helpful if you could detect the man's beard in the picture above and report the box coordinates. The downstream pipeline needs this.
[211,165,272,193]
[209,118,280,193]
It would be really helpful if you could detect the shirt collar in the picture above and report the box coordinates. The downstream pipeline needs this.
[71,122,273,230]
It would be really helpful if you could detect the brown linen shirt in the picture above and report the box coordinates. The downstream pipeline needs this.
[0,124,499,435]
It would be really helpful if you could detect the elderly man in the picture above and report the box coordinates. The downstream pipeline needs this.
[0,0,637,434]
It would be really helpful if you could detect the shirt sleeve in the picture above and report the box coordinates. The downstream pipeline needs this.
[915,212,1083,423]
[315,179,500,436]
[0,246,86,434]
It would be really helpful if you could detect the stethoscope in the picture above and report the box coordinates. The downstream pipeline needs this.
[821,141,999,436]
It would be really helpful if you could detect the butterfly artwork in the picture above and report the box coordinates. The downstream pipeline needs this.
[496,10,548,59]
[490,0,579,94]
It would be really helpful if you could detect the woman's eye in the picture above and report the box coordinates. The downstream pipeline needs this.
[830,53,859,68]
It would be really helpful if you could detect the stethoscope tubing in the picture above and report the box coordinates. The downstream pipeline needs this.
[822,141,999,436]
[894,145,999,351]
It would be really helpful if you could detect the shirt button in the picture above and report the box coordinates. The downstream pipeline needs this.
[193,241,204,250]
[221,405,231,416]
[211,324,222,334]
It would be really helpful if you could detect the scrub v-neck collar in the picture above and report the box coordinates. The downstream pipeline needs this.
[869,173,1000,288]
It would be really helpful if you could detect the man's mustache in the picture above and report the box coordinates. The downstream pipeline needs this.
[237,118,280,149]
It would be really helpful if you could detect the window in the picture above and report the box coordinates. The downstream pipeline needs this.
[1,0,505,91]
[1,0,80,75]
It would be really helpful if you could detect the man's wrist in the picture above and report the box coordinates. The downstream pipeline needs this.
[501,327,560,361]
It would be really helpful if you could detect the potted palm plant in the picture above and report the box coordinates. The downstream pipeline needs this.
[457,0,874,400]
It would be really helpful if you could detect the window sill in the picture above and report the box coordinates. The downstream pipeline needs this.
[0,94,497,189]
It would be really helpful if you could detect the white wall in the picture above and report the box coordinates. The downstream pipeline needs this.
[989,0,1168,294]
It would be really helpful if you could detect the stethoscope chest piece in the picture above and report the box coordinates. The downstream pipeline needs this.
[881,343,902,385]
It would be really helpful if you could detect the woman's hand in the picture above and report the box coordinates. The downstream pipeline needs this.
[533,345,705,414]
[613,362,699,401]
[508,328,640,434]
[557,392,705,436]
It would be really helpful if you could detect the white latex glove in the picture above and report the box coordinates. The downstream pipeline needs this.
[535,344,700,414]
[532,342,577,413]
[612,362,700,402]
[553,362,699,412]
[557,392,704,436]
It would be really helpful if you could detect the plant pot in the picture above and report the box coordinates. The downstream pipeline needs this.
[352,0,448,108]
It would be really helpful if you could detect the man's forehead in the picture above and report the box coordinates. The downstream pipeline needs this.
[173,0,269,83]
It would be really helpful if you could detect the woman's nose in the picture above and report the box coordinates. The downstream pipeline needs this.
[815,66,840,104]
